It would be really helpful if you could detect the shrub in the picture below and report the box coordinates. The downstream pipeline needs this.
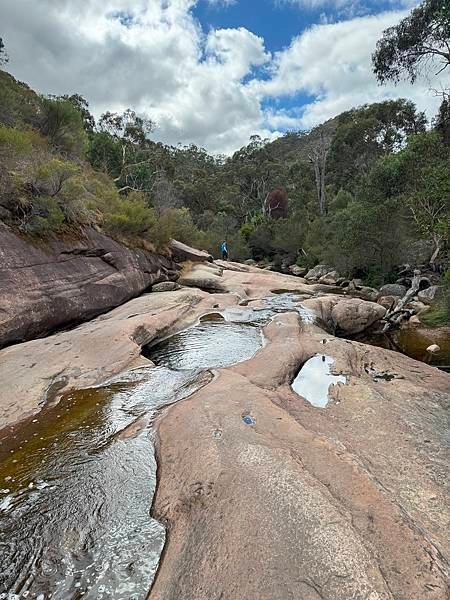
[103,192,157,237]
[40,98,87,156]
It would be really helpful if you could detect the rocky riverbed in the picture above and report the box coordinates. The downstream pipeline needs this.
[0,258,448,599]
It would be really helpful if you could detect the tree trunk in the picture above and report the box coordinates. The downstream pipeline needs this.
[429,234,441,270]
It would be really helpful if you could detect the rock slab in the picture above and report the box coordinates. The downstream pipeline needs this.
[0,224,179,347]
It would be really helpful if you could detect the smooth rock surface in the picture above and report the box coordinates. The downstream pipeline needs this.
[150,313,449,600]
[0,224,179,347]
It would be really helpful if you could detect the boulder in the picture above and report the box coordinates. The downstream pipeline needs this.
[302,296,387,335]
[379,284,407,298]
[245,259,257,266]
[349,286,379,302]
[0,223,179,347]
[408,315,421,326]
[178,264,226,293]
[151,282,182,293]
[319,270,341,286]
[305,265,333,281]
[289,265,308,277]
[348,278,364,291]
[377,296,397,311]
[169,239,213,263]
[426,344,441,354]
[331,298,386,335]
[418,286,442,305]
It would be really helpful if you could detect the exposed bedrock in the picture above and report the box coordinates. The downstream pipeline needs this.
[0,223,180,347]
[150,314,449,600]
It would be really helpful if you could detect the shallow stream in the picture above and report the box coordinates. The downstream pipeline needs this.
[0,309,269,600]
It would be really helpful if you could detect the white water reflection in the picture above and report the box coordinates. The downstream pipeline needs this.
[292,354,346,408]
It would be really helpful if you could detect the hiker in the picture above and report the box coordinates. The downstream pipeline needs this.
[220,240,228,261]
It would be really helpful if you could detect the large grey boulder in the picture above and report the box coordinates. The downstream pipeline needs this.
[379,284,407,298]
[0,224,179,347]
[169,239,213,263]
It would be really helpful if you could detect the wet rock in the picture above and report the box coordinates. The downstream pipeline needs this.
[305,264,333,281]
[288,265,308,277]
[418,286,442,305]
[169,239,213,263]
[319,270,341,285]
[379,284,407,298]
[151,282,182,293]
[0,223,179,347]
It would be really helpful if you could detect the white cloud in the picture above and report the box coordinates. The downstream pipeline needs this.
[0,0,443,154]
[252,10,443,129]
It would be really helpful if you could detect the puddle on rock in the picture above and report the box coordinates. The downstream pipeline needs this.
[143,319,263,371]
[291,354,347,408]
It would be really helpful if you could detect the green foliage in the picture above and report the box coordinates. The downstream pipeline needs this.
[40,98,87,155]
[103,192,157,237]
[373,0,450,85]
[0,70,42,127]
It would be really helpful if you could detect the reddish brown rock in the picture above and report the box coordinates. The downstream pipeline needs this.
[0,223,179,347]
[150,314,449,600]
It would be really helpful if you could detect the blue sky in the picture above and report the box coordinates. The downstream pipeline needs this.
[1,0,441,154]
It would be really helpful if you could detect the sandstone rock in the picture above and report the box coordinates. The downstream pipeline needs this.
[379,284,407,298]
[288,265,308,277]
[0,224,179,348]
[302,296,387,335]
[169,239,213,263]
[418,285,442,305]
[377,295,397,310]
[319,270,341,286]
[178,264,226,293]
[150,313,450,600]
[244,259,256,266]
[331,298,386,335]
[151,282,181,293]
[305,264,333,281]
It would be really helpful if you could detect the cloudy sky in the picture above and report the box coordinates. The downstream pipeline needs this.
[1,0,444,153]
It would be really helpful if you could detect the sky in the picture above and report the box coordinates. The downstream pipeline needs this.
[0,0,445,154]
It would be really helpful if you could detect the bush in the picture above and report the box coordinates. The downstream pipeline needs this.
[149,208,205,249]
[40,98,87,156]
[103,192,157,237]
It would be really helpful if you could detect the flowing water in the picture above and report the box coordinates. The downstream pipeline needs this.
[0,309,269,600]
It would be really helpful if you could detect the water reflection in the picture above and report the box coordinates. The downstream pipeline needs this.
[292,354,346,408]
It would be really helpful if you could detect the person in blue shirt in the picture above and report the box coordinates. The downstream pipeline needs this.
[220,240,228,260]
